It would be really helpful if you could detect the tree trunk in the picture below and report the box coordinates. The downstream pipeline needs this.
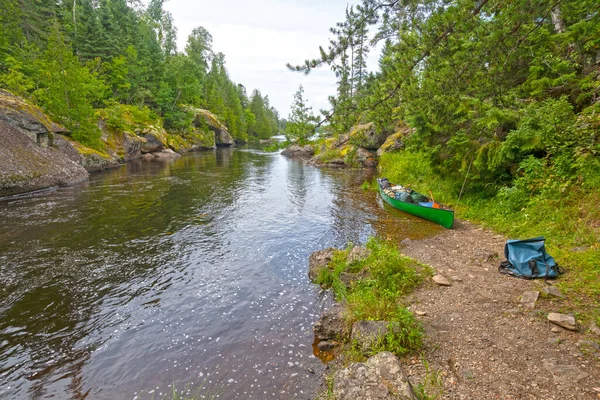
[551,6,565,33]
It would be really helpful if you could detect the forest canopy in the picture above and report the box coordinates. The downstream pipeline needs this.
[289,0,600,193]
[0,0,280,147]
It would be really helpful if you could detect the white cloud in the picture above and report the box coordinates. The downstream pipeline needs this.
[163,0,378,118]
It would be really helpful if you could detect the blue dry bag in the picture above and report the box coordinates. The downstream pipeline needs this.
[498,237,563,279]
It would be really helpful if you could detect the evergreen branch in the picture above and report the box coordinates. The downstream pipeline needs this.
[302,0,491,136]
[286,0,401,74]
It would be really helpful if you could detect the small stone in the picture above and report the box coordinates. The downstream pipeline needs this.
[451,276,462,282]
[589,322,600,337]
[548,313,578,331]
[520,291,539,309]
[400,238,412,246]
[415,311,427,316]
[317,340,340,351]
[433,275,452,286]
[542,285,564,298]
[551,327,560,333]
[547,337,561,345]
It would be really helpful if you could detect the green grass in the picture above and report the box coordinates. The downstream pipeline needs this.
[315,238,431,357]
[379,150,600,323]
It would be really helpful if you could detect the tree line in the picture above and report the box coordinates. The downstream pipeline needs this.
[0,0,280,147]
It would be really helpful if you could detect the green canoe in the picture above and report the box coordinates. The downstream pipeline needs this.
[378,178,454,228]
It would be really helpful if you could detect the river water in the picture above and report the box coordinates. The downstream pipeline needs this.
[0,148,441,399]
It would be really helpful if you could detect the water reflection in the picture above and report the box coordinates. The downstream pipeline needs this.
[0,148,442,399]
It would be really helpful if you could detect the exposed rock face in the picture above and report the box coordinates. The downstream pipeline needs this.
[350,321,390,354]
[0,121,88,197]
[314,303,349,342]
[121,132,146,160]
[377,132,404,157]
[140,126,168,154]
[281,144,315,158]
[333,352,417,400]
[0,89,68,146]
[308,247,337,282]
[186,107,235,147]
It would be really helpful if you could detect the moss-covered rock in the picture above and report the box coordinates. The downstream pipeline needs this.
[0,89,68,146]
[184,106,235,147]
[348,122,387,150]
[376,124,412,156]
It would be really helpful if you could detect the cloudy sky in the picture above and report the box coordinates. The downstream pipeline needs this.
[163,0,379,118]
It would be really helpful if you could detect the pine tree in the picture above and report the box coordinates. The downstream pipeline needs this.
[285,84,317,143]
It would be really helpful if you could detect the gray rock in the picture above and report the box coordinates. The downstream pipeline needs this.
[314,303,349,342]
[432,275,452,286]
[0,121,89,197]
[541,285,564,298]
[589,322,600,337]
[308,248,337,282]
[521,291,540,309]
[333,352,417,400]
[141,131,165,153]
[214,128,235,147]
[350,321,389,354]
[400,238,412,246]
[548,313,578,331]
[356,147,378,168]
[142,153,155,160]
[348,246,371,264]
[348,123,388,150]
[121,131,145,160]
[542,358,588,385]
[547,337,561,345]
[281,144,314,158]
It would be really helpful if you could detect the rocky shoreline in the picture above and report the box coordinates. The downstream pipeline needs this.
[309,221,600,399]
[281,122,410,169]
[0,90,236,198]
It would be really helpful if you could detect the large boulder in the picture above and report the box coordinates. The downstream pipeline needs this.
[0,121,88,197]
[377,124,413,156]
[333,352,417,400]
[349,123,388,150]
[139,125,168,154]
[308,247,337,282]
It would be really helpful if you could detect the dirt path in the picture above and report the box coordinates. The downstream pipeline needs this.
[399,220,600,399]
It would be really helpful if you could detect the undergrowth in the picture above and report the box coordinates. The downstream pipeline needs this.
[379,151,600,323]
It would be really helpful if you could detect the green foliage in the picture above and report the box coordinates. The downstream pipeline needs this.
[0,1,278,150]
[285,84,317,144]
[98,103,159,133]
[33,24,106,148]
